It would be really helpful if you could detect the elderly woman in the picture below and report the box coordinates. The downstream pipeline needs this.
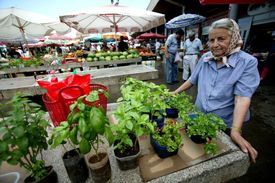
[173,18,259,162]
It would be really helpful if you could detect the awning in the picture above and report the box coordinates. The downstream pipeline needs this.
[200,0,266,5]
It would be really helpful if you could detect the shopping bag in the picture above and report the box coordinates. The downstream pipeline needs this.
[175,52,182,63]
[37,74,91,101]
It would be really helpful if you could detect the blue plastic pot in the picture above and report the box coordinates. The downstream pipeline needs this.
[152,116,164,129]
[150,135,178,159]
[165,108,179,118]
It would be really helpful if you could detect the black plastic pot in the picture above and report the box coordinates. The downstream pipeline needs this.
[88,152,111,183]
[150,135,178,159]
[114,135,140,170]
[165,108,179,118]
[62,149,89,183]
[190,135,208,144]
[24,166,58,183]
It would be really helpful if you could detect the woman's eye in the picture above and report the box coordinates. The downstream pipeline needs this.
[217,37,225,42]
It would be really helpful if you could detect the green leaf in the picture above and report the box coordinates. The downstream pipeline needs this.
[77,95,86,103]
[69,126,79,145]
[16,137,29,150]
[103,91,110,99]
[69,102,78,112]
[77,103,85,111]
[79,139,91,154]
[0,141,8,153]
[11,149,23,160]
[90,107,105,134]
[72,113,81,123]
[7,158,18,165]
[124,138,133,147]
[146,123,154,133]
[86,91,99,102]
[12,126,25,138]
[67,111,75,124]
[125,121,133,130]
[51,128,69,148]
[79,117,88,135]
[135,127,143,137]
[104,127,114,145]
[2,132,11,141]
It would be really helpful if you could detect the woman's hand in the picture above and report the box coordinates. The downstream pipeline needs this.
[169,91,178,95]
[230,130,258,163]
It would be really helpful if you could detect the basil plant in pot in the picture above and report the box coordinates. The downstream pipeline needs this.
[165,92,196,119]
[119,77,170,129]
[49,90,114,183]
[150,120,183,158]
[0,94,58,183]
[112,100,154,170]
[183,112,226,155]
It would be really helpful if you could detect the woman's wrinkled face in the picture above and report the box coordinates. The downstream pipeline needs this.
[208,28,231,57]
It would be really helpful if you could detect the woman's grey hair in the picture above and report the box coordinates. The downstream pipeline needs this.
[209,18,234,35]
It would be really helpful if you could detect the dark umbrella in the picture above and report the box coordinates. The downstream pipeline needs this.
[165,14,206,29]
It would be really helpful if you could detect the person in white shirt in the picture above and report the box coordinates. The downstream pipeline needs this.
[155,39,161,54]
[182,31,203,81]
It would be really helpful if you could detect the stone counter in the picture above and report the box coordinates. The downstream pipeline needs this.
[43,103,250,183]
[0,103,250,183]
[0,65,158,100]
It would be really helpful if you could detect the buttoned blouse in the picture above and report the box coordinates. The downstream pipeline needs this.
[189,51,260,126]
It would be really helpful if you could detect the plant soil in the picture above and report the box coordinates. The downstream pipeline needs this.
[24,166,58,183]
[114,134,140,158]
[88,153,112,183]
[89,152,107,163]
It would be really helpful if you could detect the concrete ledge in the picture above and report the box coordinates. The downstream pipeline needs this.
[42,127,249,183]
[0,65,158,100]
[41,103,250,183]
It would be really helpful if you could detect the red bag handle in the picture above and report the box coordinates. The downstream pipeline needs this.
[59,86,85,102]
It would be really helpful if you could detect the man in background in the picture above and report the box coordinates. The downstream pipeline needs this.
[164,29,184,85]
[118,36,128,52]
[182,31,203,82]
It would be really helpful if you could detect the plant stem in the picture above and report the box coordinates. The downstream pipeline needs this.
[68,140,76,150]
[96,135,99,160]
[62,144,68,153]
[23,155,33,169]
[19,159,32,172]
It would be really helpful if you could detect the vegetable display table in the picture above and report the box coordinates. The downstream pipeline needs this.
[0,58,141,76]
[0,65,157,100]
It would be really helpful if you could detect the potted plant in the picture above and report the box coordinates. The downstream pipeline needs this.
[184,112,226,155]
[112,100,154,170]
[118,77,170,128]
[0,94,58,183]
[150,120,183,158]
[165,92,196,119]
[49,90,113,183]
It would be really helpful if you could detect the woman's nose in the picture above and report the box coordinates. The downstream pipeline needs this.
[212,39,219,47]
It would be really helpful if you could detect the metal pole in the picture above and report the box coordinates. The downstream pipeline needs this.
[229,4,238,20]
[15,16,32,57]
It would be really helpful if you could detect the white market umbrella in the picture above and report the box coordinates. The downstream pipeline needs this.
[43,22,72,35]
[0,7,56,45]
[59,4,166,34]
